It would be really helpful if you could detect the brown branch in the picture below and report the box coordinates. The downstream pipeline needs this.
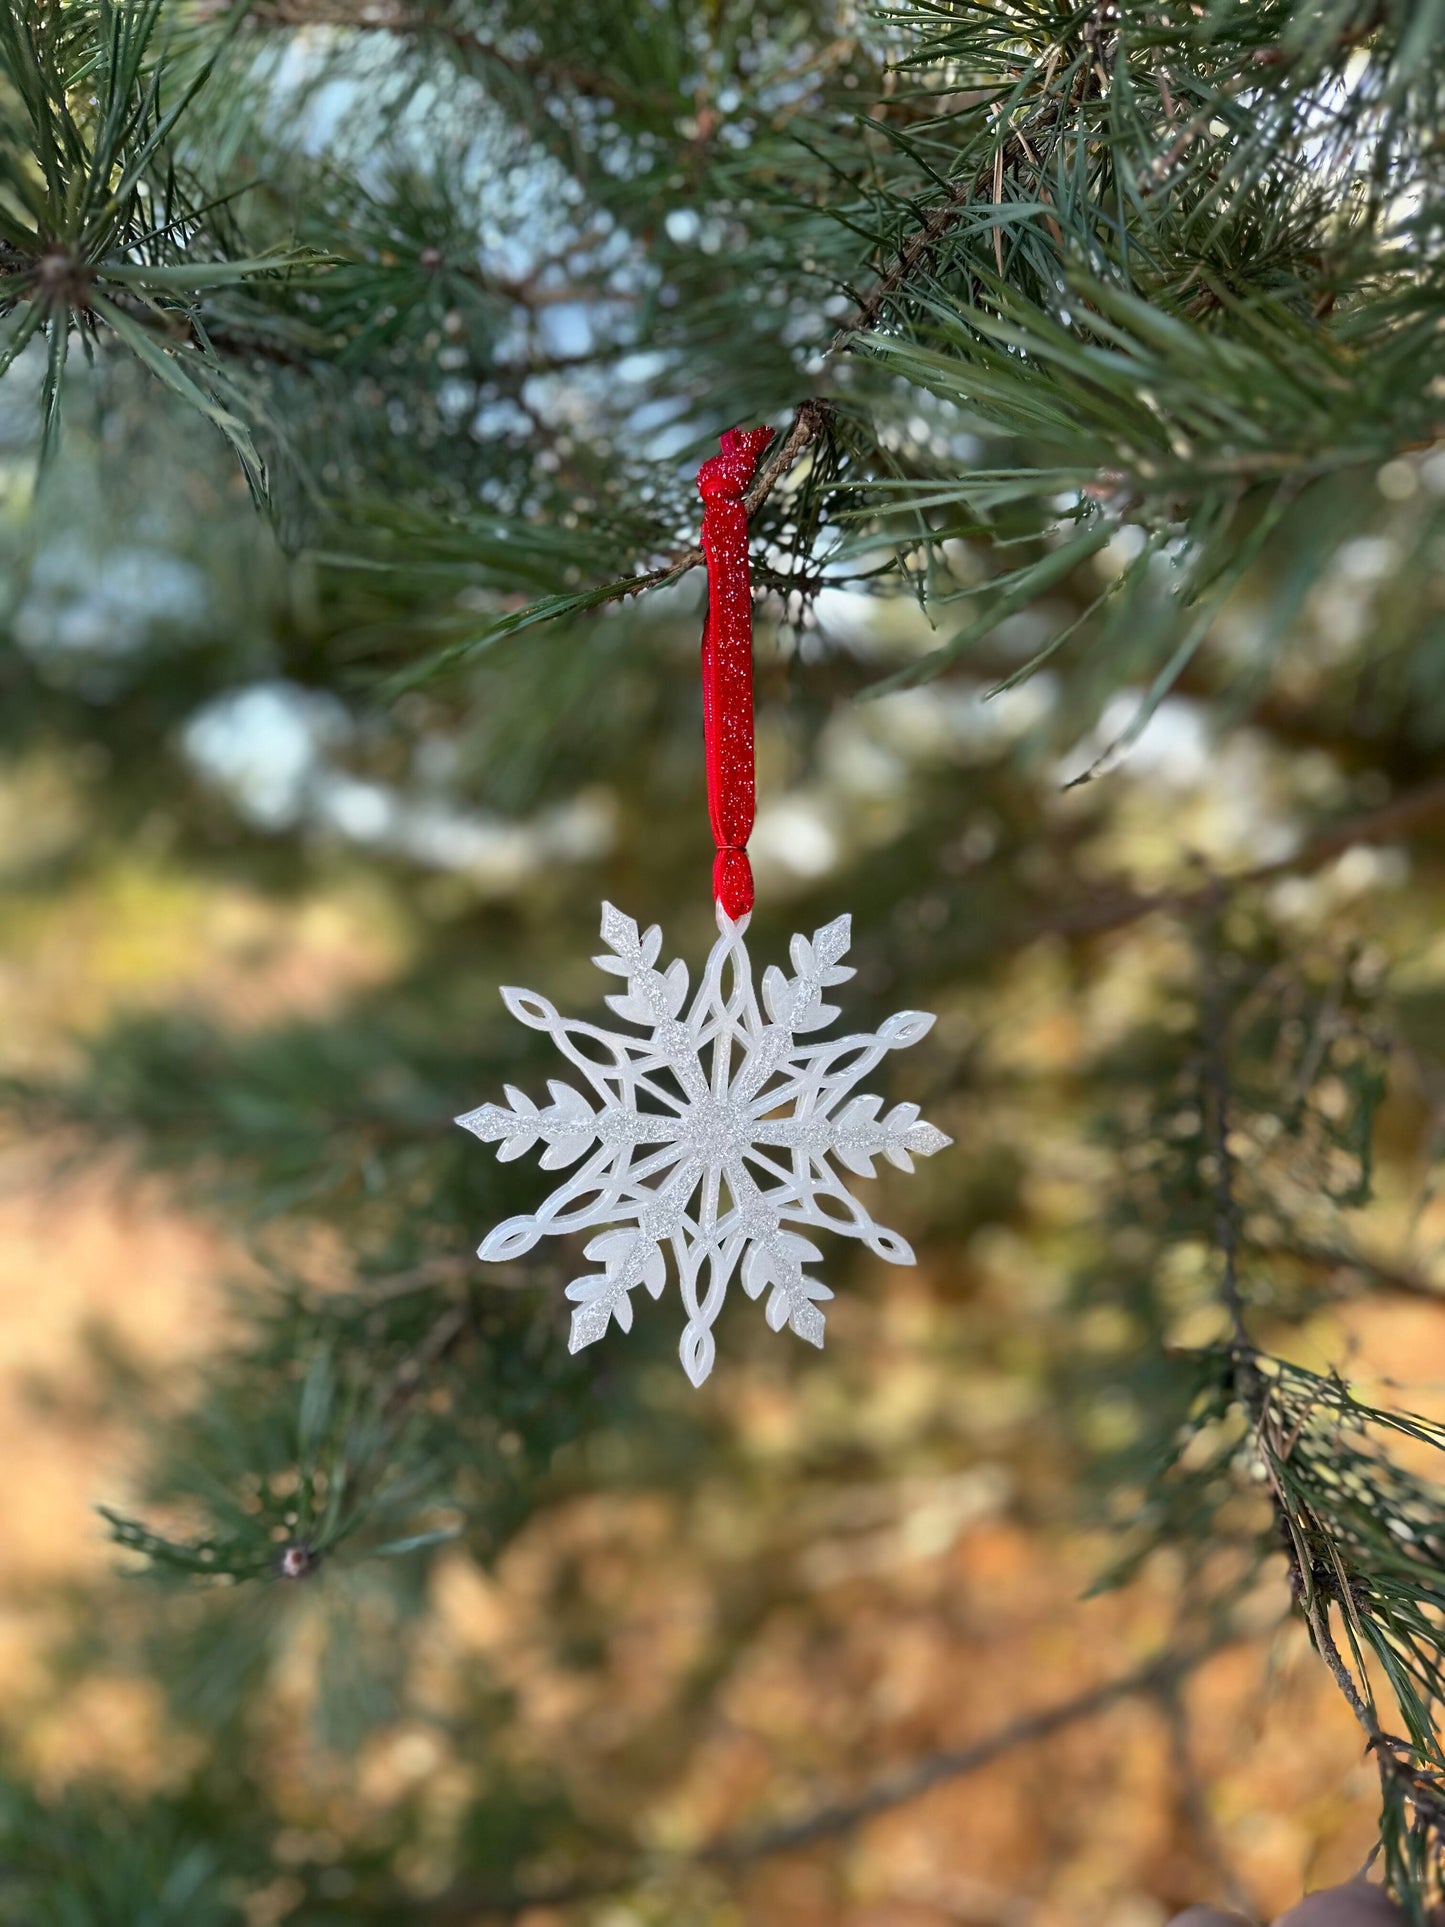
[743,402,829,517]
[1240,774,1445,883]
[1202,911,1252,1354]
[229,2,663,112]
[1294,1564,1445,1843]
[1304,1587,1379,1736]
[601,400,833,602]
[1252,1236,1445,1308]
[700,1640,1223,1863]
[1020,771,1445,951]
[394,1636,1236,1917]
[821,101,1065,363]
[1158,1673,1255,1915]
[568,67,1084,592]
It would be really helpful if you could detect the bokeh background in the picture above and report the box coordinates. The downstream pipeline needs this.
[5,5,1445,1923]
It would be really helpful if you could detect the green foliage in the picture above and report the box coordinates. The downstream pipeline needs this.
[0,2,323,490]
[4,0,1441,714]
[4,0,1445,1917]
[0,1771,249,1924]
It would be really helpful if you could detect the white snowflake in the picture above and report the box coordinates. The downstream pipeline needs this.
[456,903,951,1385]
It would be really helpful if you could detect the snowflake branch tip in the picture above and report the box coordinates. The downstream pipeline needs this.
[477,1215,542,1263]
[458,903,949,1384]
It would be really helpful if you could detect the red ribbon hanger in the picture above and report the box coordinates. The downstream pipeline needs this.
[696,424,774,920]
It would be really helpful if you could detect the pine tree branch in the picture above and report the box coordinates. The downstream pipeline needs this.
[1297,1583,1445,1844]
[592,400,832,607]
[1303,1585,1379,1736]
[421,46,1091,619]
[822,98,1070,360]
[317,7,1365,641]
[1197,946,1385,1804]
[654,62,1086,564]
[107,291,320,371]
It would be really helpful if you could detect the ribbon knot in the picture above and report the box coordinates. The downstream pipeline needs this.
[698,425,774,920]
[698,425,774,503]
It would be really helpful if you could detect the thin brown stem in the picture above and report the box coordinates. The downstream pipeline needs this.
[701,1640,1223,1862]
[231,2,663,112]
[1252,1236,1445,1308]
[1306,1590,1379,1736]
[1021,771,1445,951]
[394,1635,1238,1917]
[1202,909,1251,1353]
[1158,1674,1255,1915]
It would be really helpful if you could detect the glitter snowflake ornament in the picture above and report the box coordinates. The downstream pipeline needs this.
[456,425,950,1384]
[456,903,950,1385]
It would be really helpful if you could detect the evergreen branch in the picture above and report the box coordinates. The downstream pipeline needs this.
[653,400,833,586]
[365,0,1426,673]
[1303,1584,1383,1744]
[820,94,1070,360]
[369,39,1093,658]
[101,287,325,371]
[622,67,1086,587]
[1292,1507,1445,1863]
[378,401,835,686]
[101,1270,481,1584]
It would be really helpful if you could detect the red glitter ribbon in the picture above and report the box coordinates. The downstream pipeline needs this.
[697,424,774,919]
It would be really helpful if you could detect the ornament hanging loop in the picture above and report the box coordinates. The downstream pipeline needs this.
[697,424,774,920]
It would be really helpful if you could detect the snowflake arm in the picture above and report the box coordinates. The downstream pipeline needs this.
[456,903,951,1385]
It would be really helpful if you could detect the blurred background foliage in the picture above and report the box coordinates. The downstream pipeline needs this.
[5,0,1445,1921]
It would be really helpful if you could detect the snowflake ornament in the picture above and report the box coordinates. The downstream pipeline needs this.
[456,904,950,1385]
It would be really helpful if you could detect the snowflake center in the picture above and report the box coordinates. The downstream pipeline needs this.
[680,1091,751,1165]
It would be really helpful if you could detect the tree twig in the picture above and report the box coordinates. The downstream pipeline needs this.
[1251,1236,1445,1309]
[230,1,664,112]
[1157,1672,1255,1915]
[392,1634,1237,1917]
[1202,903,1252,1355]
[1023,771,1445,951]
[700,1639,1224,1862]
